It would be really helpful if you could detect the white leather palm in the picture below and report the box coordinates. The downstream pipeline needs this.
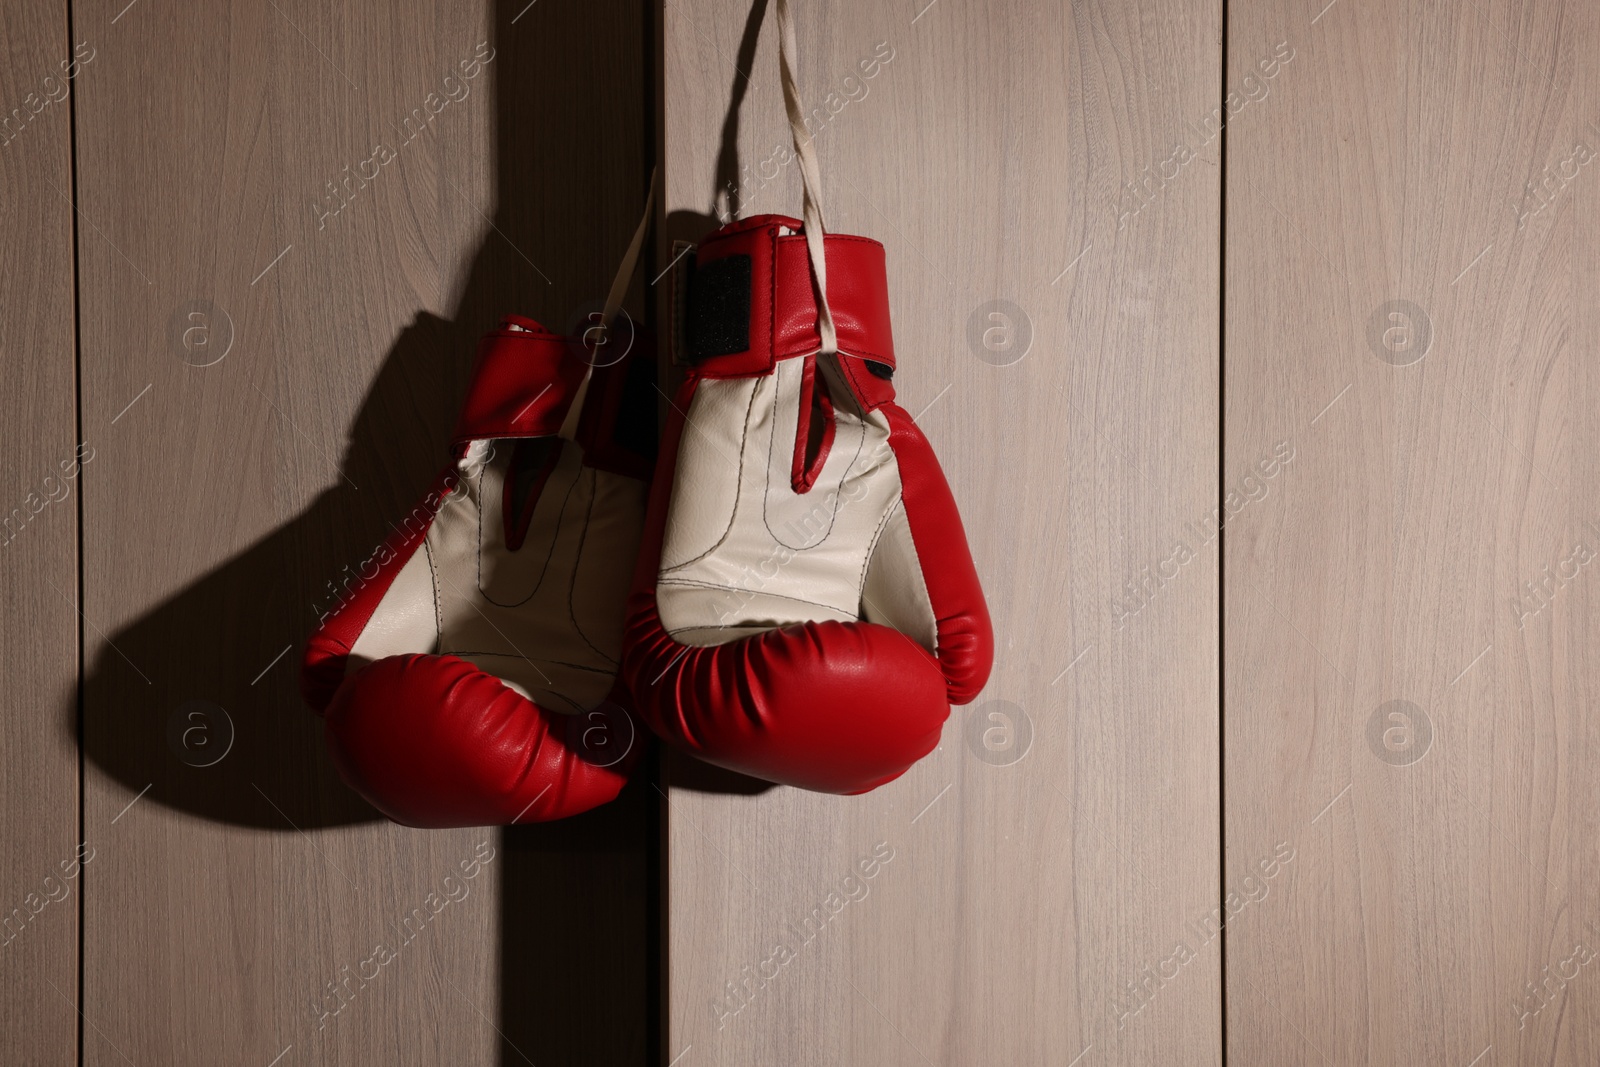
[658,356,939,652]
[348,440,646,711]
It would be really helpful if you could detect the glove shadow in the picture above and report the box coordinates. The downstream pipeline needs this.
[74,309,477,829]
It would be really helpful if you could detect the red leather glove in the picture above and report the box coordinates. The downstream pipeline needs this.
[302,316,655,826]
[622,215,993,794]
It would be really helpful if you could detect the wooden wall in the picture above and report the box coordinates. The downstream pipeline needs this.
[7,0,653,1064]
[0,2,83,1061]
[659,0,1222,1063]
[1224,0,1600,1062]
[4,0,1600,1064]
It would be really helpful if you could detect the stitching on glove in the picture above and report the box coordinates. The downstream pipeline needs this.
[854,492,904,617]
[660,380,761,573]
[760,398,866,551]
[443,651,612,676]
[658,576,849,616]
[479,457,585,609]
[565,468,622,668]
[424,536,444,639]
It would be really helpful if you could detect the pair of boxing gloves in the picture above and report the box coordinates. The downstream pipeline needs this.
[300,214,994,827]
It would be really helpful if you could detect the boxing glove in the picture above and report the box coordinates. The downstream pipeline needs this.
[302,315,657,827]
[621,214,993,794]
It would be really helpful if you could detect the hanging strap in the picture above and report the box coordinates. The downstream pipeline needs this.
[595,164,658,350]
[560,167,658,440]
[774,0,838,359]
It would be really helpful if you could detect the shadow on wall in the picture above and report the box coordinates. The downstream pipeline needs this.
[73,0,654,824]
[73,0,778,831]
[71,0,785,1060]
[73,1,649,1065]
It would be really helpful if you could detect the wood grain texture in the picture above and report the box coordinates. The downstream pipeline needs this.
[659,0,1221,1063]
[34,0,1597,1060]
[1224,0,1600,1062]
[70,0,652,1063]
[0,4,82,1064]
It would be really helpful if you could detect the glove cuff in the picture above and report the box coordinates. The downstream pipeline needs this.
[681,214,897,396]
[451,316,588,445]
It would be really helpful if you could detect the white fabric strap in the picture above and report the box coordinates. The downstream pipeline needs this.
[597,164,659,347]
[774,0,838,358]
[560,168,658,441]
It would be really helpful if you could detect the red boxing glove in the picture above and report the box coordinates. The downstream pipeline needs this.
[302,316,655,826]
[622,215,993,794]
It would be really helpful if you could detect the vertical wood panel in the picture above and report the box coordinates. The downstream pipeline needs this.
[0,3,82,1064]
[72,0,651,1063]
[661,0,1221,1062]
[1225,0,1600,1061]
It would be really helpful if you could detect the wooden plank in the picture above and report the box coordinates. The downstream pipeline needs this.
[660,0,1221,1062]
[0,4,83,1064]
[71,0,651,1063]
[1224,0,1600,1061]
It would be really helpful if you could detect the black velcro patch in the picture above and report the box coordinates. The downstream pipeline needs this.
[685,254,752,360]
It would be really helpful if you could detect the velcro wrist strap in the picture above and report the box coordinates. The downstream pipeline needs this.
[683,214,896,377]
[452,317,586,444]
